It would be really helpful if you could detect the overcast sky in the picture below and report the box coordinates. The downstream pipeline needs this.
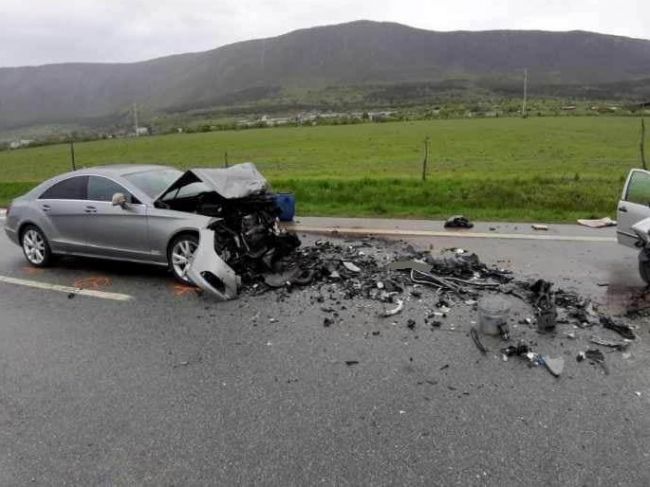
[2,0,648,67]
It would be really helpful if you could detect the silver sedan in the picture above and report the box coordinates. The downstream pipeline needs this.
[4,164,214,283]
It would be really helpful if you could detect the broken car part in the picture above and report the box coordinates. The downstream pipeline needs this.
[186,228,240,300]
[600,316,636,340]
[444,215,474,229]
[470,326,488,354]
[477,296,511,336]
[380,299,404,318]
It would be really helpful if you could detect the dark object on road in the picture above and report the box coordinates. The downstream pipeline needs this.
[406,319,416,329]
[323,317,334,327]
[444,215,474,229]
[501,342,530,357]
[263,268,314,288]
[530,279,557,332]
[578,349,609,374]
[600,316,635,340]
[470,327,488,354]
[345,360,359,366]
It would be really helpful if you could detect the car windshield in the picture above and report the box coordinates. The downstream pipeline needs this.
[123,168,183,198]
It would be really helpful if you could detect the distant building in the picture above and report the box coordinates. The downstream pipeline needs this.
[135,127,150,136]
[9,139,34,149]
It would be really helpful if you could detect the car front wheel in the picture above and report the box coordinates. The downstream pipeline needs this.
[21,225,53,267]
[169,234,199,284]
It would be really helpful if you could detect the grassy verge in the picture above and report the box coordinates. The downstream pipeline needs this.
[0,117,637,219]
[1,176,617,222]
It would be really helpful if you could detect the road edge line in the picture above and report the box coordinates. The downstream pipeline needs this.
[0,275,134,301]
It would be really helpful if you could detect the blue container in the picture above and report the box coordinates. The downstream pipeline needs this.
[274,193,296,222]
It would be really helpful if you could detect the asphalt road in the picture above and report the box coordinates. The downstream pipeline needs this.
[0,222,649,486]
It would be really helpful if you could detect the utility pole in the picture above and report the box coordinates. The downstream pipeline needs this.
[69,139,76,171]
[421,137,430,182]
[522,68,528,118]
[642,118,647,170]
[132,102,139,136]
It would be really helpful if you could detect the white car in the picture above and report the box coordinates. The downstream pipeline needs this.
[617,168,650,284]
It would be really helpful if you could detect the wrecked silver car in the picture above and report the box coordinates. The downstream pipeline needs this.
[4,162,299,299]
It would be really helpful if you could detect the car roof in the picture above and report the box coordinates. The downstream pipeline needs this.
[71,164,178,177]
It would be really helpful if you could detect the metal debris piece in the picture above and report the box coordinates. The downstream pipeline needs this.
[600,316,635,340]
[531,279,557,332]
[342,261,361,273]
[470,327,488,355]
[541,356,564,377]
[532,224,549,231]
[380,299,404,318]
[387,260,432,273]
[590,335,630,351]
[478,296,511,336]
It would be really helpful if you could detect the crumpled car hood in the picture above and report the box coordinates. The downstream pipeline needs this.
[156,162,270,202]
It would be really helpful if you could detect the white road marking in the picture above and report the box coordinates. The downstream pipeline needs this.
[0,275,134,301]
[287,225,616,243]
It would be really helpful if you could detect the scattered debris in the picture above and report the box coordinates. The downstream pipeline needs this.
[380,299,404,318]
[531,224,549,231]
[577,217,616,228]
[541,356,564,377]
[478,296,511,336]
[342,261,361,273]
[600,316,635,340]
[345,360,359,366]
[578,349,609,375]
[590,335,631,351]
[530,280,557,332]
[444,215,474,229]
[470,327,488,354]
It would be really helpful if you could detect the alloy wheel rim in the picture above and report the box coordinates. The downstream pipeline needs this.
[171,240,198,281]
[23,230,46,265]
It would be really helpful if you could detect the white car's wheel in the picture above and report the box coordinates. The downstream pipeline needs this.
[169,234,199,284]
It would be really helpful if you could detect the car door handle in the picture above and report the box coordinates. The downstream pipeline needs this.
[84,206,97,214]
[619,206,628,213]
[41,204,51,212]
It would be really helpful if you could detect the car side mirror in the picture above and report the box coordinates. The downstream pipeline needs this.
[111,192,128,208]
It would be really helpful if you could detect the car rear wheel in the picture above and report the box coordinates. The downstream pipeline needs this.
[21,225,52,267]
[169,234,199,284]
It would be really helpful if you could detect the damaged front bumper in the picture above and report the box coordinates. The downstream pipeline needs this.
[186,228,241,300]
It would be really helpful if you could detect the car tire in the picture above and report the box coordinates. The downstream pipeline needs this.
[638,249,650,285]
[20,224,53,267]
[168,233,199,284]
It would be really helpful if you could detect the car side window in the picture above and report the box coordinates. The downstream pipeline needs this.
[39,176,88,200]
[626,171,650,206]
[87,176,136,203]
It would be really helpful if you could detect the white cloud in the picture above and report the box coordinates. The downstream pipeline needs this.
[1,0,648,66]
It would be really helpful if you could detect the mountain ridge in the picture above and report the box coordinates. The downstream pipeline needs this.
[1,20,649,129]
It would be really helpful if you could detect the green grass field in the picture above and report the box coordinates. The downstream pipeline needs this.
[0,117,643,221]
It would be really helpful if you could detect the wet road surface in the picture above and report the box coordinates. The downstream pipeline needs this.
[0,228,649,486]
